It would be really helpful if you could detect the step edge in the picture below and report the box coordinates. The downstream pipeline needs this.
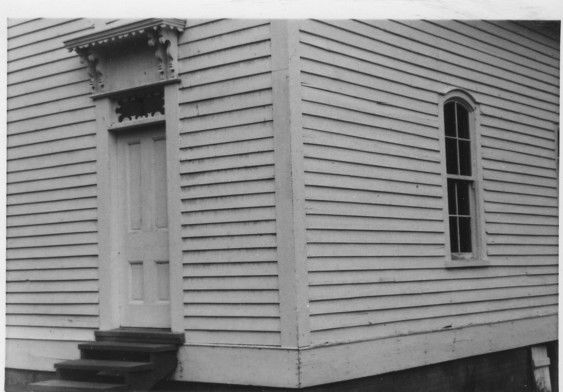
[78,342,177,352]
[29,380,129,387]
[28,379,129,392]
[55,359,154,371]
[94,329,185,344]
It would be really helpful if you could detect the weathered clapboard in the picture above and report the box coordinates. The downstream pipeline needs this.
[5,18,559,389]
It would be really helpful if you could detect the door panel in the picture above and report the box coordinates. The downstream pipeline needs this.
[117,127,170,327]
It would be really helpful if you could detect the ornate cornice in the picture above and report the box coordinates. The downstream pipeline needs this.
[63,18,186,51]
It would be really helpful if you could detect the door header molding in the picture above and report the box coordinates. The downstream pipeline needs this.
[64,19,186,93]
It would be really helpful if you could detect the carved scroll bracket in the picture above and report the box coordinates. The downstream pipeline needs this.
[147,27,179,80]
[76,48,104,92]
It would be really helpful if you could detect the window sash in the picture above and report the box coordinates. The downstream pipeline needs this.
[447,179,474,255]
[445,102,472,177]
[444,99,478,259]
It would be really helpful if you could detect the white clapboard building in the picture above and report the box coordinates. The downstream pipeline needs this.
[5,19,559,391]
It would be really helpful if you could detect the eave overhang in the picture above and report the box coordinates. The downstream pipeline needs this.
[63,18,186,52]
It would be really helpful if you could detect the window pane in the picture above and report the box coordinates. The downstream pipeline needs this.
[447,179,457,214]
[459,217,472,252]
[449,216,459,253]
[444,102,456,137]
[456,103,470,139]
[446,138,458,174]
[456,181,470,216]
[458,140,472,176]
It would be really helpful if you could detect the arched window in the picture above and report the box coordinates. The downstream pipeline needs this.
[442,93,483,261]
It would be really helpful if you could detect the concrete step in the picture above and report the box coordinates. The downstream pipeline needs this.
[55,359,153,373]
[79,341,177,353]
[28,379,128,392]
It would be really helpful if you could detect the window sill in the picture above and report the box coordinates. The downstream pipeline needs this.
[444,258,490,269]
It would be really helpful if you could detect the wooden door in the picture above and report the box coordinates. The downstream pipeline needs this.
[116,127,170,327]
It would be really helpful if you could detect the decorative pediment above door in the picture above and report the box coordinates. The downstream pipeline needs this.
[64,19,186,94]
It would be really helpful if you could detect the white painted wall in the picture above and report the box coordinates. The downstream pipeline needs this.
[177,20,283,346]
[298,19,558,346]
[4,18,559,388]
[6,20,99,359]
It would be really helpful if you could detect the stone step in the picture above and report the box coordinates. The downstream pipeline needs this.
[55,359,153,373]
[95,328,185,345]
[28,379,128,392]
[79,341,177,353]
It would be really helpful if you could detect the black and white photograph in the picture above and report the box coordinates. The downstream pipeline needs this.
[1,1,561,391]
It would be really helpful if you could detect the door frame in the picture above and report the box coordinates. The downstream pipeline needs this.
[93,81,184,333]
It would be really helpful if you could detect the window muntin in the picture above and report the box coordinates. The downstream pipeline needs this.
[443,100,476,258]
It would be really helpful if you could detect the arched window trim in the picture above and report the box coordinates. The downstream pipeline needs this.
[439,90,488,268]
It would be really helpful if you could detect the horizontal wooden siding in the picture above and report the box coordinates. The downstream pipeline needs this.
[178,20,281,346]
[6,18,99,346]
[299,20,559,345]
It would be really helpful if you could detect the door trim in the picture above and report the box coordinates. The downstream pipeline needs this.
[94,83,184,334]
